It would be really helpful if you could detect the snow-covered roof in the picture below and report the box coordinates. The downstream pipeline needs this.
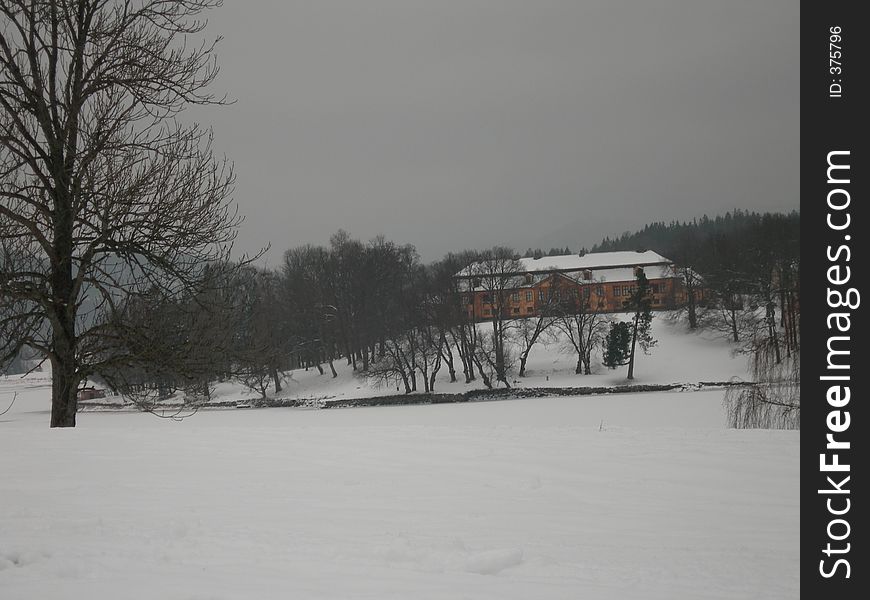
[455,251,677,287]
[456,271,547,293]
[457,263,677,292]
[518,250,670,273]
[564,264,674,284]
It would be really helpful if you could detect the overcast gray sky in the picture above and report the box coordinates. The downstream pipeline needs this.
[195,0,799,262]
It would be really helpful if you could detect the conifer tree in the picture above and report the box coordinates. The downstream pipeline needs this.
[602,322,631,370]
[602,270,657,379]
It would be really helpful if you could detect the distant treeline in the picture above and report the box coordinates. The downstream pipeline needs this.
[588,210,801,343]
[520,210,800,272]
[590,209,800,272]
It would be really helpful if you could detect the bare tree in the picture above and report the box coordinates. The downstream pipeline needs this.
[363,240,427,393]
[368,334,415,394]
[471,247,522,387]
[723,255,800,429]
[555,287,611,375]
[231,268,287,400]
[235,362,273,402]
[368,324,444,394]
[94,274,237,413]
[724,336,799,430]
[445,251,485,385]
[0,1,250,426]
[516,279,563,377]
[697,288,761,344]
[415,322,444,393]
[282,245,339,377]
[473,328,515,389]
[672,264,704,328]
[424,258,465,385]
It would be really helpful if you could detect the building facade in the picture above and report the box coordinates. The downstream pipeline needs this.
[457,250,700,321]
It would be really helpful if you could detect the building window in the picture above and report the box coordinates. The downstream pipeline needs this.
[538,288,546,301]
[483,308,490,316]
[525,291,533,302]
[482,294,491,304]
[613,286,621,297]
[526,307,534,313]
[512,292,519,302]
[513,307,520,314]
[581,287,589,299]
[596,285,604,296]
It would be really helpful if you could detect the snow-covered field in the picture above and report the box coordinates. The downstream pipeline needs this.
[1,367,798,599]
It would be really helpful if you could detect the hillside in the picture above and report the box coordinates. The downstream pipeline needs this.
[2,312,750,415]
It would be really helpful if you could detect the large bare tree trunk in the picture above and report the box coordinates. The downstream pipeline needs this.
[50,352,80,428]
[440,333,457,383]
[50,200,79,427]
[491,316,509,386]
[271,366,282,393]
[472,354,492,388]
[687,285,698,329]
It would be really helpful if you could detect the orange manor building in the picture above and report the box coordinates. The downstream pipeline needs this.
[456,250,701,321]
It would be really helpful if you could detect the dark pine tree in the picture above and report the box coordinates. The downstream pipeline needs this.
[622,270,657,380]
[602,322,632,370]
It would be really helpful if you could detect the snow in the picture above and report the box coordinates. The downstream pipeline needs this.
[573,263,673,284]
[1,314,749,409]
[0,315,797,598]
[517,250,670,273]
[2,376,798,599]
[240,315,749,406]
